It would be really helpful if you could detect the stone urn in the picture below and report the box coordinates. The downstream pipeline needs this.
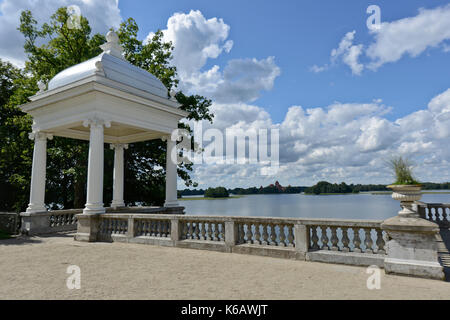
[387,184,422,217]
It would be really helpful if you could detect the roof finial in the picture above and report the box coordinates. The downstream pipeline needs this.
[100,30,124,60]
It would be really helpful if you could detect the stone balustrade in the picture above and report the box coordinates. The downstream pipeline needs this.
[20,206,184,235]
[416,201,450,227]
[78,214,387,267]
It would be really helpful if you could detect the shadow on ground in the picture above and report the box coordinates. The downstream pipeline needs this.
[0,231,75,246]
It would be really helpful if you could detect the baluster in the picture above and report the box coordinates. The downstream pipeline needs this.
[164,221,169,237]
[444,208,450,227]
[310,226,319,250]
[287,225,294,247]
[200,222,206,240]
[426,207,432,220]
[261,224,269,245]
[142,221,147,236]
[279,225,286,247]
[321,226,329,250]
[218,223,224,241]
[237,223,244,244]
[253,223,261,245]
[213,223,219,241]
[353,228,362,253]
[136,220,141,236]
[245,224,253,244]
[181,222,187,239]
[206,222,212,240]
[187,222,193,239]
[341,227,350,252]
[269,224,276,246]
[330,227,339,251]
[364,228,373,253]
[193,222,200,240]
[123,220,127,234]
[376,229,385,254]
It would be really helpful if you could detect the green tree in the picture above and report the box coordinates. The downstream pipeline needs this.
[0,7,213,212]
[204,187,229,198]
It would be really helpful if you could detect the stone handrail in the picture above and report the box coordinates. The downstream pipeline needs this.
[415,201,450,227]
[86,214,387,267]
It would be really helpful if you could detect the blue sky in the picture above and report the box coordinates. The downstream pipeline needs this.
[119,0,450,122]
[1,0,450,188]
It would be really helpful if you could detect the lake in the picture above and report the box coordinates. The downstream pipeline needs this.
[180,192,450,220]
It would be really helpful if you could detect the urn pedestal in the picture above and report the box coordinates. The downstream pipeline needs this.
[382,184,444,280]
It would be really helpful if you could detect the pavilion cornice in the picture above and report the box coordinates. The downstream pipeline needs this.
[21,75,187,118]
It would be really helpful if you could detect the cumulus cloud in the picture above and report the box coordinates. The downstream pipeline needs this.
[150,10,233,77]
[152,10,280,104]
[312,4,450,75]
[186,57,281,103]
[186,88,450,188]
[330,31,364,75]
[0,0,121,67]
[366,4,450,69]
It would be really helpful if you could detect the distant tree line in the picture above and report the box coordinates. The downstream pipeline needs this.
[304,181,450,194]
[178,181,307,197]
[178,181,450,198]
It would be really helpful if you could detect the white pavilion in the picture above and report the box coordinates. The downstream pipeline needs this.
[19,31,187,234]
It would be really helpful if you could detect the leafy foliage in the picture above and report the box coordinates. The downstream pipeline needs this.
[204,187,229,198]
[388,156,420,185]
[304,181,358,195]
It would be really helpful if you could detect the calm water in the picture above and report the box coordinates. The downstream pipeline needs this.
[181,192,450,220]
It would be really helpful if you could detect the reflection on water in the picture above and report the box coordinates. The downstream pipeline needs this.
[181,192,450,220]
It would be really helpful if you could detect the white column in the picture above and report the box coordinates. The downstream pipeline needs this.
[26,132,52,213]
[163,135,179,207]
[83,118,110,214]
[110,143,128,208]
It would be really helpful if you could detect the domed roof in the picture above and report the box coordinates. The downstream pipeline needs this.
[47,31,168,99]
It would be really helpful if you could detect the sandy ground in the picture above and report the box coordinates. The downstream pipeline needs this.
[0,232,449,300]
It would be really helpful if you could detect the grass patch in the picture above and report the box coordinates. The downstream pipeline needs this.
[179,195,244,201]
[0,230,11,240]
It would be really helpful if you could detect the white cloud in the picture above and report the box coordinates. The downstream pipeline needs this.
[186,88,450,188]
[330,31,364,75]
[0,0,121,67]
[152,10,280,104]
[313,4,450,75]
[366,4,450,69]
[151,10,233,77]
[189,57,281,103]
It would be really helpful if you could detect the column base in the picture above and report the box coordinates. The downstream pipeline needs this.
[164,200,179,208]
[83,203,105,215]
[26,204,47,214]
[75,214,100,242]
[110,201,125,209]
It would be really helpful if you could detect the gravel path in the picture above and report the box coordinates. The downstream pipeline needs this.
[0,233,449,300]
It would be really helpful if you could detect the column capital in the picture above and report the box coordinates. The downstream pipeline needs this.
[110,143,129,150]
[83,117,111,129]
[28,131,53,141]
